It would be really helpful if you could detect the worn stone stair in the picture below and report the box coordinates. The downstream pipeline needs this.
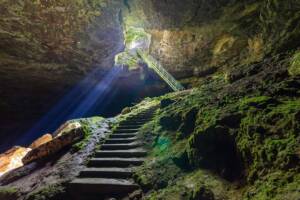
[69,107,157,199]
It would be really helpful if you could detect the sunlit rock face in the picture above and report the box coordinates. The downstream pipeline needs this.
[29,134,53,149]
[53,121,82,137]
[22,122,83,165]
[0,146,31,177]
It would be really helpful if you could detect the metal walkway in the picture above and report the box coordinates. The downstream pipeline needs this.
[137,50,185,92]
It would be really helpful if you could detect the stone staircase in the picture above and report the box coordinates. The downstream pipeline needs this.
[69,107,157,200]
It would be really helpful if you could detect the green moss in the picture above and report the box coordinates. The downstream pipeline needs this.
[239,96,275,110]
[238,99,300,186]
[244,171,300,200]
[0,187,19,200]
[72,117,104,151]
[27,184,66,200]
[144,169,230,200]
[289,52,300,76]
[134,86,300,199]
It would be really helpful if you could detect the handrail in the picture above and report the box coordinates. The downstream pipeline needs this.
[137,50,185,92]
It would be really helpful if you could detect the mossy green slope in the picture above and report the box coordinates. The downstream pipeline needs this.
[134,53,300,199]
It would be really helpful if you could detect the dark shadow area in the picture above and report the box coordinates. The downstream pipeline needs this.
[0,67,170,152]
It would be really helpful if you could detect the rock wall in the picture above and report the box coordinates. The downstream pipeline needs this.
[123,0,300,81]
[0,0,124,150]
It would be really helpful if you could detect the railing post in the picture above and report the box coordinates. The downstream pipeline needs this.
[137,50,185,92]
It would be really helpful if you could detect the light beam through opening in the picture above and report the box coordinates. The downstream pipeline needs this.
[17,67,121,146]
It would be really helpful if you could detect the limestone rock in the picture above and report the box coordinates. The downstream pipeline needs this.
[29,134,53,149]
[22,125,83,165]
[0,146,31,177]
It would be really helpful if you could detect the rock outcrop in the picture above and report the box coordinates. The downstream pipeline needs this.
[53,121,82,137]
[0,118,111,200]
[22,123,84,165]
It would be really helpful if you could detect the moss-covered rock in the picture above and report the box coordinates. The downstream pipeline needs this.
[289,52,300,76]
[0,187,19,200]
[133,55,300,199]
[26,184,66,200]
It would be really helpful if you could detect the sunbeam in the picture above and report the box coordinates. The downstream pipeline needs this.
[17,67,122,146]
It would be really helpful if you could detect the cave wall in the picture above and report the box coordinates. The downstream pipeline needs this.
[1,0,300,150]
[0,0,125,150]
[123,0,300,81]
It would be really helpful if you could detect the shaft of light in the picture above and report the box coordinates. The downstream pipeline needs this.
[17,67,121,146]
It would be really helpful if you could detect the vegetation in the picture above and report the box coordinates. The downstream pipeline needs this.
[72,117,104,151]
[133,53,300,199]
[289,52,300,76]
[0,187,19,200]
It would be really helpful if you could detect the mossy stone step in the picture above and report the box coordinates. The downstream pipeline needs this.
[126,116,153,120]
[101,142,142,150]
[113,129,139,133]
[95,149,147,158]
[119,121,148,125]
[123,118,150,122]
[110,133,138,138]
[69,178,139,197]
[117,125,143,129]
[88,157,145,167]
[105,138,137,144]
[79,167,133,178]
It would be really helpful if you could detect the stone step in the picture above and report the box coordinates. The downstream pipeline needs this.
[110,133,138,138]
[95,149,147,158]
[105,138,137,144]
[117,125,143,129]
[113,129,139,133]
[127,116,153,120]
[88,158,145,167]
[69,178,139,197]
[119,121,147,126]
[101,142,142,150]
[79,167,133,178]
[124,119,150,122]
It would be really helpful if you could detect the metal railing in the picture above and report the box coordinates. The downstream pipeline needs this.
[137,50,185,92]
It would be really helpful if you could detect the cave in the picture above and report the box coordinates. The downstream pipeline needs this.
[0,1,299,200]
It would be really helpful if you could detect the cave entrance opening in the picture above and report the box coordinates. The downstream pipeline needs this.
[115,26,184,92]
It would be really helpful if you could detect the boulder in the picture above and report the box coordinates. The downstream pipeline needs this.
[29,134,53,149]
[0,146,31,177]
[53,121,82,137]
[22,124,83,165]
